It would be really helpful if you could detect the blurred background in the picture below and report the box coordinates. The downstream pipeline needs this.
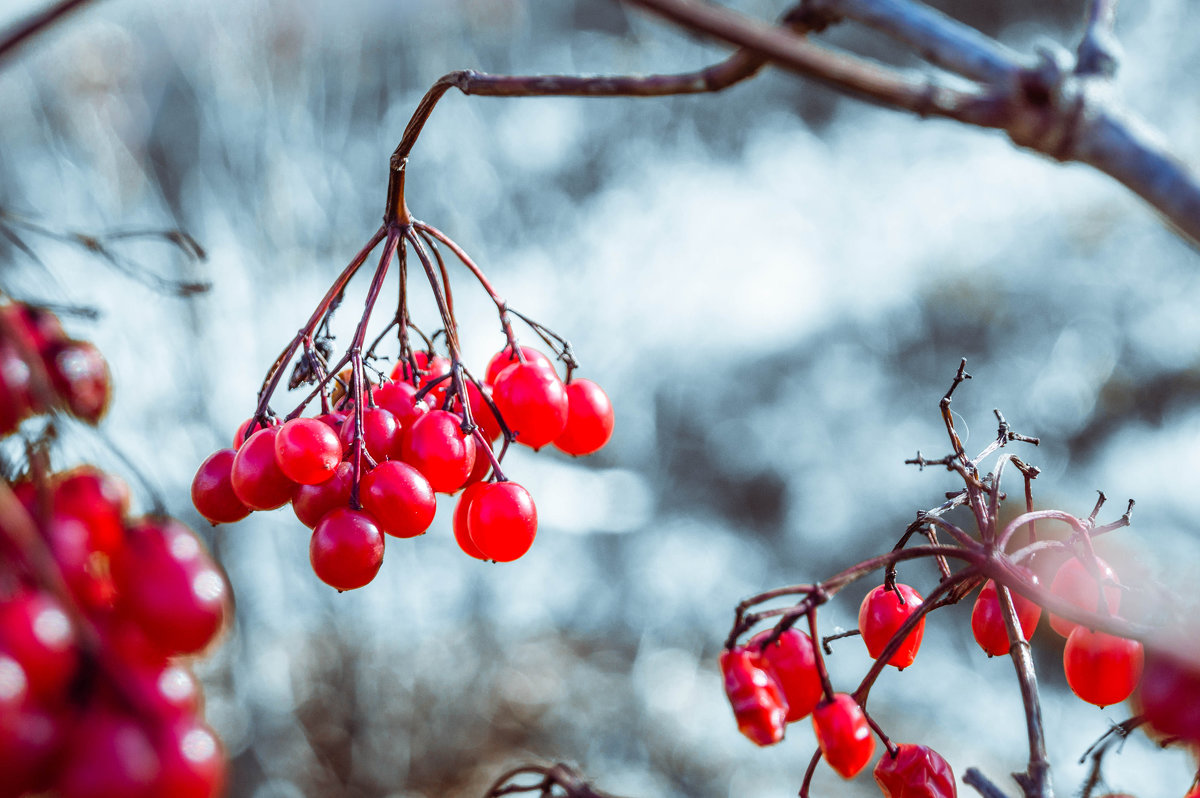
[1,0,1199,795]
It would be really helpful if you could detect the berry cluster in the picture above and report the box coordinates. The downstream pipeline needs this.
[1,467,230,798]
[191,198,613,591]
[0,301,111,434]
[718,364,1183,797]
[193,339,613,590]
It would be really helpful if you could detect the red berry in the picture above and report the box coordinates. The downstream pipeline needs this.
[400,409,477,493]
[971,575,1042,657]
[484,345,554,386]
[339,406,401,463]
[230,427,296,510]
[812,693,876,779]
[372,380,428,431]
[0,343,35,435]
[153,720,226,798]
[467,481,538,562]
[233,416,276,449]
[309,508,385,590]
[44,515,119,613]
[873,743,956,798]
[748,628,823,722]
[0,692,66,796]
[54,706,160,798]
[1063,627,1144,707]
[51,466,129,555]
[112,518,231,656]
[1048,556,1121,637]
[274,418,342,485]
[859,583,926,669]
[554,378,614,456]
[191,449,251,524]
[452,485,489,560]
[0,589,78,700]
[492,363,569,449]
[292,461,355,528]
[360,461,436,538]
[1136,644,1200,742]
[45,339,111,424]
[464,380,502,443]
[720,647,788,746]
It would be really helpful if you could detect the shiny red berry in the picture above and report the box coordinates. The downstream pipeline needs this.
[484,345,554,386]
[153,720,226,798]
[233,416,276,449]
[400,409,477,493]
[873,743,956,798]
[113,518,231,656]
[859,583,926,668]
[554,378,614,456]
[748,628,823,722]
[1048,556,1121,637]
[51,465,130,555]
[309,508,385,590]
[492,363,569,449]
[360,461,436,538]
[339,406,402,463]
[274,418,342,485]
[971,575,1042,657]
[191,449,252,524]
[452,484,489,560]
[372,380,427,432]
[0,589,79,700]
[467,482,538,562]
[720,647,788,746]
[292,461,355,528]
[1063,627,1143,707]
[54,705,160,798]
[813,693,876,779]
[230,427,296,510]
[45,339,111,424]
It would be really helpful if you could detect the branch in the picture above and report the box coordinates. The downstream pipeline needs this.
[0,0,96,65]
[1076,0,1120,77]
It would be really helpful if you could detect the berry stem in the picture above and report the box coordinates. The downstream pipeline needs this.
[797,749,823,798]
[994,581,1053,798]
[807,607,835,702]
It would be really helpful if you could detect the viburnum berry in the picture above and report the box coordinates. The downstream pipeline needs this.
[44,514,119,612]
[113,519,231,656]
[553,378,614,456]
[230,427,296,511]
[748,628,823,722]
[452,484,489,560]
[153,719,227,798]
[873,743,956,798]
[463,380,502,443]
[339,406,402,463]
[492,362,569,449]
[0,687,66,796]
[1047,555,1121,637]
[45,338,111,424]
[50,466,130,555]
[360,461,436,538]
[309,508,385,590]
[859,583,926,669]
[812,692,876,779]
[720,647,788,746]
[372,380,427,432]
[400,409,477,493]
[233,416,276,449]
[0,589,79,700]
[274,418,342,485]
[971,574,1042,657]
[1136,644,1200,742]
[292,461,355,528]
[1063,626,1144,707]
[191,449,251,525]
[484,344,554,386]
[54,704,160,798]
[467,481,537,562]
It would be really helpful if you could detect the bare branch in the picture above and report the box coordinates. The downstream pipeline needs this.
[1076,0,1121,77]
[0,0,96,66]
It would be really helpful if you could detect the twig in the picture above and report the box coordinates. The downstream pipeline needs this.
[0,0,96,65]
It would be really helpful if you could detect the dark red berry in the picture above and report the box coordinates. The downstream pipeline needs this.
[971,574,1042,657]
[812,693,876,779]
[338,406,401,463]
[400,409,477,493]
[720,647,788,746]
[230,427,296,511]
[292,461,355,528]
[1136,643,1200,742]
[554,378,614,456]
[748,628,823,722]
[859,583,926,668]
[274,418,343,485]
[873,743,956,798]
[492,363,569,449]
[45,339,111,424]
[360,461,436,539]
[0,589,78,700]
[54,705,160,798]
[191,449,251,524]
[467,481,537,562]
[309,508,385,590]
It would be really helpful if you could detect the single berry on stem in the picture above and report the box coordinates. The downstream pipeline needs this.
[274,418,343,485]
[858,583,926,669]
[338,406,401,464]
[467,481,537,562]
[360,461,437,538]
[1063,626,1144,707]
[873,743,956,798]
[812,693,876,779]
[492,362,569,449]
[719,647,788,746]
[553,378,614,456]
[748,628,823,723]
[309,508,385,590]
[230,427,296,511]
[1047,555,1121,637]
[484,344,553,386]
[971,574,1042,657]
[292,461,355,528]
[452,484,489,560]
[191,449,252,525]
[400,409,477,493]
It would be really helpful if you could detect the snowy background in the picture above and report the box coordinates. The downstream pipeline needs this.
[1,0,1199,795]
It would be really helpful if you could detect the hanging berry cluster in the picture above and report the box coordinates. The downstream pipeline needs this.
[191,168,613,591]
[719,362,1190,798]
[0,300,111,434]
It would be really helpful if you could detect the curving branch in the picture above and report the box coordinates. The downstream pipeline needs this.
[0,0,97,65]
